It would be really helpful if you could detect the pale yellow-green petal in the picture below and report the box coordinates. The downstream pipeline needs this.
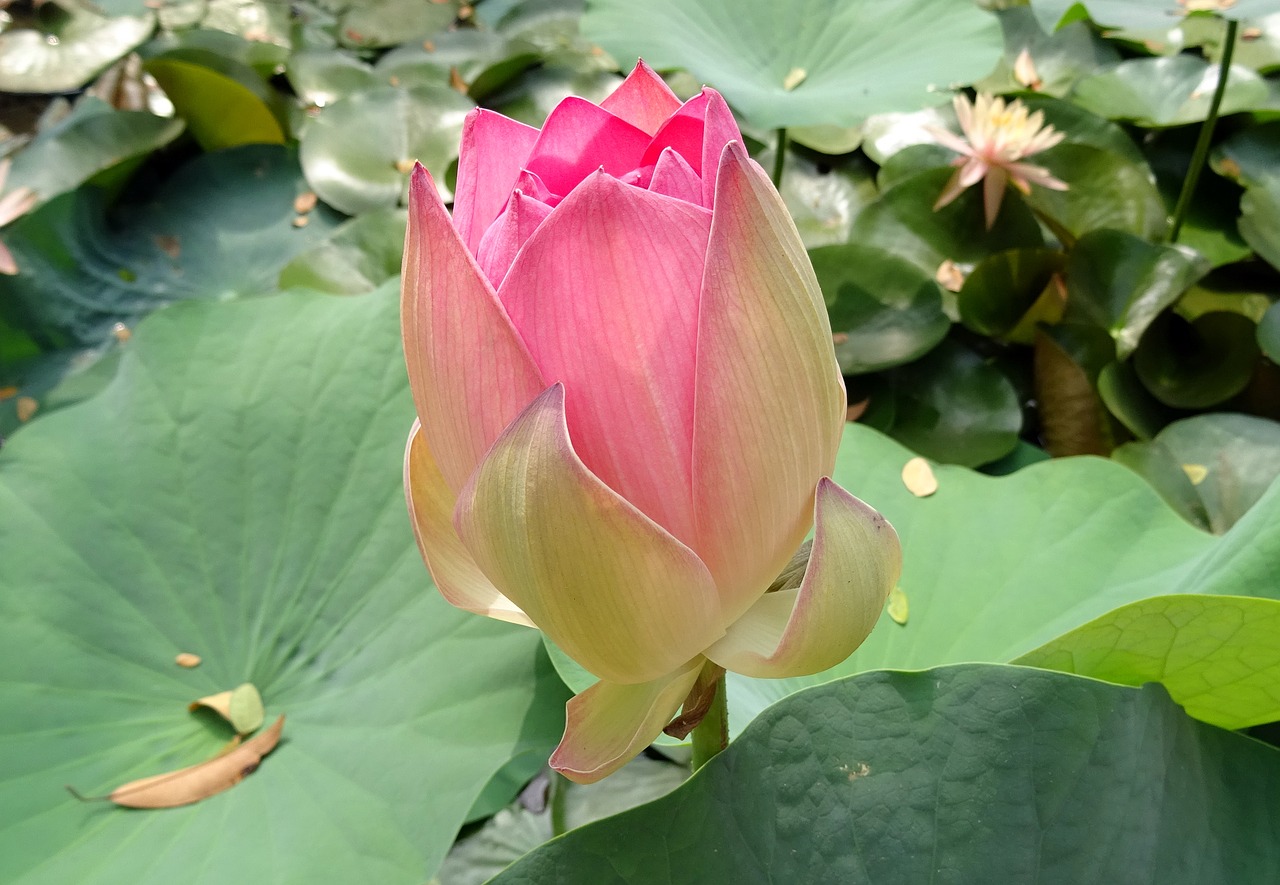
[550,658,703,784]
[404,420,534,627]
[454,383,724,685]
[705,478,901,678]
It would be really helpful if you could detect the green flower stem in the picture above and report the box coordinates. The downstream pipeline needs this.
[690,670,728,770]
[549,770,569,837]
[771,128,788,189]
[1169,17,1238,243]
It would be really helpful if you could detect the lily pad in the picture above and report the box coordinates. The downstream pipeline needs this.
[1113,412,1280,532]
[143,50,286,151]
[0,9,154,94]
[1018,594,1280,728]
[581,0,1004,128]
[849,167,1045,277]
[1064,228,1210,359]
[491,665,1280,884]
[336,0,460,49]
[1071,56,1270,127]
[1025,142,1167,240]
[5,98,184,209]
[877,339,1023,467]
[0,283,569,884]
[299,84,474,215]
[1133,310,1261,408]
[810,243,950,374]
[957,247,1067,340]
[1261,299,1280,360]
[277,207,407,295]
[978,6,1121,98]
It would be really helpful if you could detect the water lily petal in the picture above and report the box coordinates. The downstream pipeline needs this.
[648,146,702,204]
[550,658,703,784]
[404,421,534,627]
[601,59,682,137]
[642,88,741,207]
[499,171,711,545]
[692,141,845,623]
[524,97,651,199]
[453,110,540,253]
[454,384,723,685]
[402,164,546,492]
[705,478,900,677]
[983,166,1008,229]
[475,190,553,288]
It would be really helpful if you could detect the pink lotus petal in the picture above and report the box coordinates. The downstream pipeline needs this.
[601,59,682,137]
[401,165,546,493]
[404,421,534,627]
[514,168,554,204]
[475,190,553,289]
[550,657,702,783]
[691,142,846,623]
[452,110,540,254]
[454,384,723,685]
[648,147,702,204]
[642,88,741,208]
[524,96,652,200]
[499,170,712,545]
[705,479,900,677]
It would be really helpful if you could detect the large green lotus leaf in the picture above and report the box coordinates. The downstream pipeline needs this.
[299,84,474,214]
[1113,412,1280,533]
[0,283,569,884]
[1071,57,1269,127]
[978,7,1121,98]
[5,98,184,209]
[0,9,154,93]
[1033,0,1280,31]
[810,243,950,375]
[0,145,341,352]
[849,168,1045,277]
[1064,229,1210,359]
[277,207,407,295]
[1017,595,1280,728]
[580,0,1003,128]
[491,665,1280,885]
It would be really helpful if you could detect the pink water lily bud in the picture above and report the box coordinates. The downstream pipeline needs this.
[401,61,902,783]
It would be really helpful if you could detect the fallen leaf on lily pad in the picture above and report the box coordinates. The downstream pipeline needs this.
[103,715,284,810]
[902,457,939,497]
[887,587,910,625]
[174,652,201,668]
[189,683,265,735]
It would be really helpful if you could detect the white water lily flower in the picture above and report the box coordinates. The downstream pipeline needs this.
[928,93,1068,229]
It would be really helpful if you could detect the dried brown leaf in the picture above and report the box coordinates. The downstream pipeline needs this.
[107,715,284,809]
[189,683,265,734]
[174,652,201,668]
[293,191,318,214]
[15,396,37,422]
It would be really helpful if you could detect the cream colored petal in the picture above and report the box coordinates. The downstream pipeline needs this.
[455,384,723,685]
[705,479,901,678]
[549,658,703,784]
[404,421,533,627]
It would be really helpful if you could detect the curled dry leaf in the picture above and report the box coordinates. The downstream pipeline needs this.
[106,715,285,809]
[174,652,201,668]
[783,67,807,91]
[1182,463,1209,486]
[190,682,265,735]
[901,456,939,497]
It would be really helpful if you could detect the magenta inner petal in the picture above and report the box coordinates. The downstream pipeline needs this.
[524,97,652,200]
[475,191,554,289]
[600,59,683,137]
[497,173,712,547]
[648,148,702,206]
[452,110,540,254]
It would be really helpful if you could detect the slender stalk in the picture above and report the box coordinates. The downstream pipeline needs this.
[1170,17,1238,243]
[549,771,569,837]
[689,671,728,771]
[771,128,788,189]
